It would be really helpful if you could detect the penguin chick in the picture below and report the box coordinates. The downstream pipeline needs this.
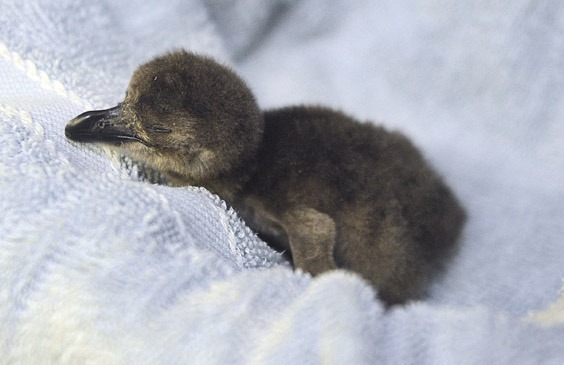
[65,50,466,305]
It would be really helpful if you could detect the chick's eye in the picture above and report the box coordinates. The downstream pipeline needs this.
[146,125,172,134]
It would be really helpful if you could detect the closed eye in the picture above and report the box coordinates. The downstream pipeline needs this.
[146,125,173,134]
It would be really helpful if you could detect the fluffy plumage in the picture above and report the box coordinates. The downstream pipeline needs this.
[65,50,465,305]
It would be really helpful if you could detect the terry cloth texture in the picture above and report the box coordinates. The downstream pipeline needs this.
[1,0,564,364]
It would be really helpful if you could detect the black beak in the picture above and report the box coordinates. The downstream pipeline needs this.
[65,105,145,144]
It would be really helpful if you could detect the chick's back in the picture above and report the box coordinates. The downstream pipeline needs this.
[246,106,465,303]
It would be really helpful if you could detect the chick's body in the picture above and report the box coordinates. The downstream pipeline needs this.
[65,50,465,305]
[241,106,465,304]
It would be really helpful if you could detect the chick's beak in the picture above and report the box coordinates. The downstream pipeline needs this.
[65,105,145,144]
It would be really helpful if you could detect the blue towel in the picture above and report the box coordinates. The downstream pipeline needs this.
[1,0,564,363]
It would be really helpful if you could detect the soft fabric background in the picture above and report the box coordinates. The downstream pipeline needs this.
[1,0,563,363]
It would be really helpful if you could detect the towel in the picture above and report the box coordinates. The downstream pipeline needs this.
[1,0,564,364]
